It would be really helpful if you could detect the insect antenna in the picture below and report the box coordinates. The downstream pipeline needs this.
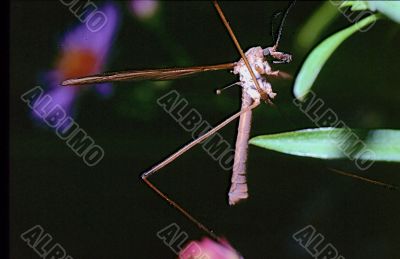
[273,1,296,49]
[270,11,283,43]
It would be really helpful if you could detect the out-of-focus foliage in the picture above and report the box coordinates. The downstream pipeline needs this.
[342,1,400,22]
[293,14,380,100]
[294,1,399,100]
[295,2,339,52]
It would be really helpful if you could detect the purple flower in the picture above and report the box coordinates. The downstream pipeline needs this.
[32,3,120,122]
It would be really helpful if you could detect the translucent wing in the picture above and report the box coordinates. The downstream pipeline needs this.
[62,63,236,86]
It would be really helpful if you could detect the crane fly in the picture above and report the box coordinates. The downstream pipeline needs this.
[62,1,399,244]
[62,1,296,239]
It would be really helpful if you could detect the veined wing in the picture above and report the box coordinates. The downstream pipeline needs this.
[62,63,236,86]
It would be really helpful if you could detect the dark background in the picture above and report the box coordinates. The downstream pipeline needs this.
[10,1,400,258]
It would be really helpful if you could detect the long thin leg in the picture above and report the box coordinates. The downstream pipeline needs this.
[142,99,260,179]
[141,99,260,240]
[327,167,399,191]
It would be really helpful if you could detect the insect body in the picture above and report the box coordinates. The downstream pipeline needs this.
[228,46,291,205]
[233,46,277,101]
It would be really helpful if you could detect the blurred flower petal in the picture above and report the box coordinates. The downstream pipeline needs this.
[61,3,120,63]
[179,238,242,259]
[46,86,78,115]
[130,0,159,20]
[31,3,120,125]
[31,85,78,122]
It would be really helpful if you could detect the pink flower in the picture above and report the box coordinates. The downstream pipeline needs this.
[32,3,120,122]
[130,0,159,20]
[179,238,243,259]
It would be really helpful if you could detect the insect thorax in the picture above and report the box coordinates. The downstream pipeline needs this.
[233,46,276,101]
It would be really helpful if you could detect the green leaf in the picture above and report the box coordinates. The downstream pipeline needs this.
[339,1,369,11]
[366,1,400,23]
[293,14,381,101]
[249,128,400,162]
[337,1,400,23]
[295,2,340,51]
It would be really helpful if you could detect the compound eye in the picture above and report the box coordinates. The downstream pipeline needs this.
[263,48,270,56]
